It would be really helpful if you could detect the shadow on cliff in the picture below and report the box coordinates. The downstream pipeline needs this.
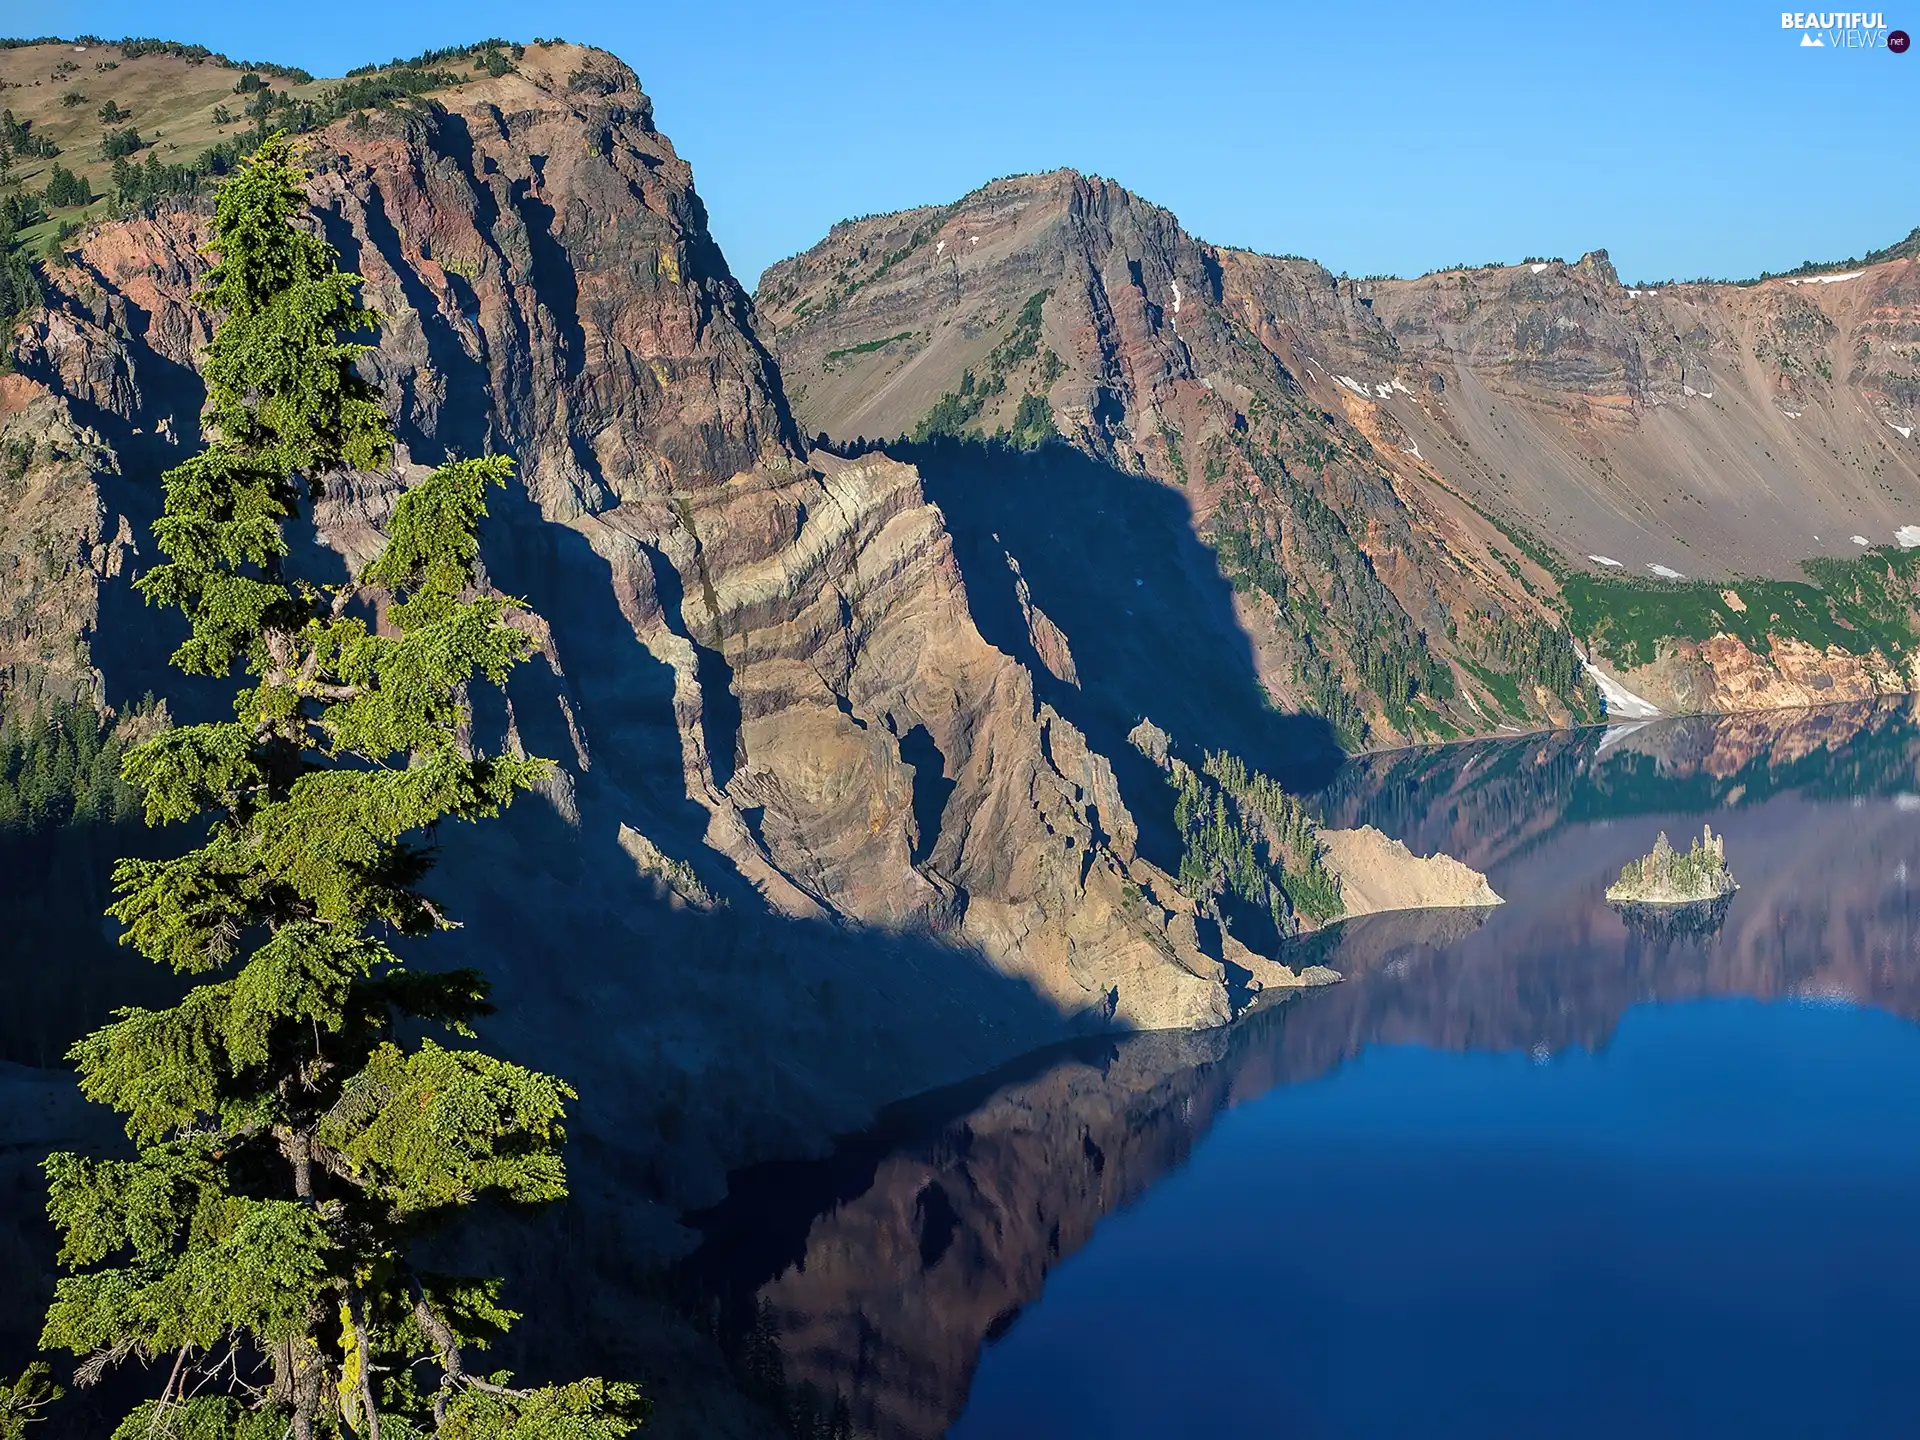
[880,435,1341,869]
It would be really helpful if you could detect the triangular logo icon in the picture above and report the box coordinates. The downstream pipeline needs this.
[1800,31,1824,44]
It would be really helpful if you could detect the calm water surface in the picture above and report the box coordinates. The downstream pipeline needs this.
[691,701,1920,1438]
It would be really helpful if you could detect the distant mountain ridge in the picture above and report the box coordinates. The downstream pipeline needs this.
[758,169,1920,731]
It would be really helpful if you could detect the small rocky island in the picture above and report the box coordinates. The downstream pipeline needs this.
[1606,825,1738,906]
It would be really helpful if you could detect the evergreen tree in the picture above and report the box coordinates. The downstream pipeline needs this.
[36,139,644,1439]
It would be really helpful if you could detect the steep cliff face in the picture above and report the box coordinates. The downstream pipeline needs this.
[761,174,1920,732]
[759,171,1590,748]
[0,43,1500,1243]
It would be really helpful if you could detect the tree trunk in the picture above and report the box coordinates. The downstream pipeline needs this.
[287,1129,314,1200]
[292,1342,325,1440]
[413,1291,465,1427]
[346,1288,382,1440]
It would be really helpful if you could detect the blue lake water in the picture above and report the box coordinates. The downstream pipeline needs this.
[692,701,1920,1438]
[951,1000,1920,1439]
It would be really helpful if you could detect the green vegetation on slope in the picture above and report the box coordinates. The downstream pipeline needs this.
[913,290,1063,447]
[0,696,175,1068]
[1208,461,1457,748]
[1565,547,1920,672]
[0,36,530,336]
[823,330,913,362]
[0,695,143,832]
[1173,751,1343,935]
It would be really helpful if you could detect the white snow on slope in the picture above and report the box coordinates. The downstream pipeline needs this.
[935,240,946,257]
[1170,279,1181,316]
[1335,375,1372,399]
[1853,535,1871,546]
[1897,526,1920,549]
[1588,555,1624,567]
[1648,563,1685,579]
[1530,263,1548,274]
[1786,271,1863,285]
[1891,422,1915,440]
[1584,661,1661,719]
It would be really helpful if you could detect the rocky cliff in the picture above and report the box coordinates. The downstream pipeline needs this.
[0,40,1505,1222]
[760,172,1920,734]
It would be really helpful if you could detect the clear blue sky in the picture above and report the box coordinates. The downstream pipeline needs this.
[27,0,1920,288]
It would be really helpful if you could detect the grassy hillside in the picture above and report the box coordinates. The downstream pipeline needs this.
[0,36,529,285]
[1562,547,1920,672]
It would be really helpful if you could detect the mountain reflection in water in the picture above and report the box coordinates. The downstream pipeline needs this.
[684,699,1920,1439]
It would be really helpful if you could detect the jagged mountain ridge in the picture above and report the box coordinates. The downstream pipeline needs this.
[759,170,1920,733]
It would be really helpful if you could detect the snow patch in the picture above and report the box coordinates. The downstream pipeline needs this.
[1335,375,1373,399]
[1464,691,1486,718]
[1390,377,1415,395]
[1530,263,1548,274]
[1782,410,1803,419]
[1852,535,1870,546]
[1890,422,1915,440]
[1402,440,1422,460]
[1587,554,1624,567]
[1170,279,1182,317]
[935,240,946,257]
[1647,563,1685,579]
[1374,383,1394,398]
[1682,384,1715,399]
[1583,661,1661,719]
[1897,526,1920,549]
[1786,271,1863,285]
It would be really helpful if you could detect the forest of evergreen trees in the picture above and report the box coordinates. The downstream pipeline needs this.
[1170,750,1344,941]
[0,697,171,1067]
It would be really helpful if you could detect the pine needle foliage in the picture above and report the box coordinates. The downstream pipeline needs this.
[1170,751,1344,935]
[36,139,645,1439]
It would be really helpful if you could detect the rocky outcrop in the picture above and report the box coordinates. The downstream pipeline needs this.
[1319,824,1504,915]
[0,41,1514,1259]
[1616,632,1910,715]
[1605,825,1738,905]
[0,43,1521,1053]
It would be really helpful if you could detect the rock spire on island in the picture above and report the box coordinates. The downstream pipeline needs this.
[1606,825,1738,906]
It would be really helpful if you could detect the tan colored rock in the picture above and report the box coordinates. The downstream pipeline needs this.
[1319,825,1503,916]
[1621,632,1898,715]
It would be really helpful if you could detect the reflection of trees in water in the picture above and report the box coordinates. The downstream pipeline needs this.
[1313,698,1920,874]
[1613,894,1734,945]
[689,745,1920,1438]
